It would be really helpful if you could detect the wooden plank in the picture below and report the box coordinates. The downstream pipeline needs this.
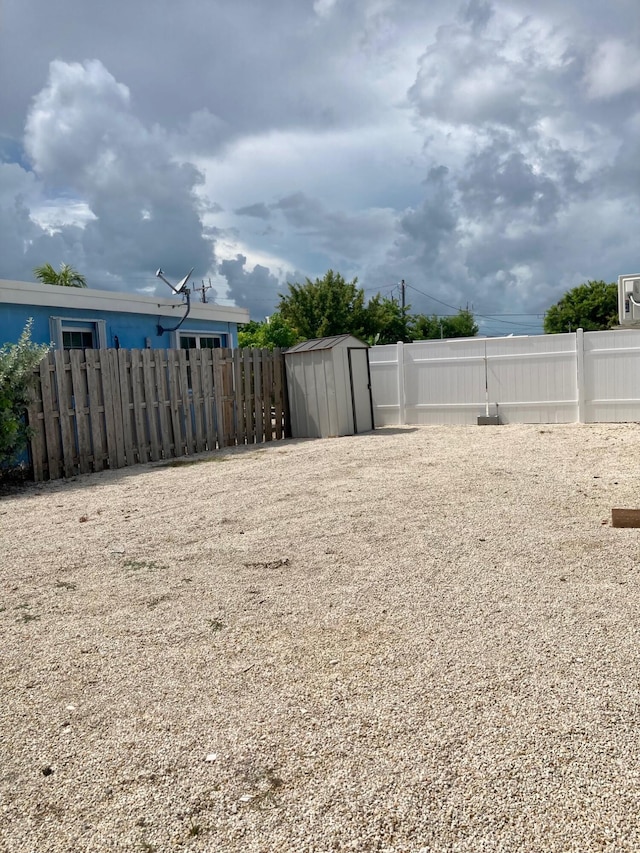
[84,349,106,471]
[200,349,217,450]
[243,348,255,444]
[130,350,149,464]
[177,348,195,455]
[262,347,273,441]
[212,348,225,447]
[166,349,184,459]
[99,349,119,469]
[233,348,245,445]
[39,352,62,479]
[221,349,236,446]
[27,358,47,481]
[141,348,161,461]
[253,349,263,442]
[117,349,135,466]
[107,349,126,469]
[154,350,172,459]
[189,348,205,454]
[612,509,640,528]
[112,350,127,468]
[69,349,91,474]
[53,349,76,478]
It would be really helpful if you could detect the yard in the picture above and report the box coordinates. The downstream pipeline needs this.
[2,423,640,852]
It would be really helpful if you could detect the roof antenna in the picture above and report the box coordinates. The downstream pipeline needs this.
[156,267,194,336]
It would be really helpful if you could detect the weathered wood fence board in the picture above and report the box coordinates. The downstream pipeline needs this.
[27,347,289,481]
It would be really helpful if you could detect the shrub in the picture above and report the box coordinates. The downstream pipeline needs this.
[0,321,50,476]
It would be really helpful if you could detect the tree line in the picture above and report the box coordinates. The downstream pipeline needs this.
[29,261,622,343]
[238,270,478,349]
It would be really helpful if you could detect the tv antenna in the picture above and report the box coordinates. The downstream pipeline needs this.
[156,267,193,295]
[155,267,193,336]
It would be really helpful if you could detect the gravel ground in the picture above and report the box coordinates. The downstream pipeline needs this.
[2,423,640,853]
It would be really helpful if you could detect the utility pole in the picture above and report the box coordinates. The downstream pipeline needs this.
[400,279,406,312]
[192,278,214,304]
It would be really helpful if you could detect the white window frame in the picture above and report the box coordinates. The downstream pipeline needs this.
[173,331,228,350]
[50,316,107,350]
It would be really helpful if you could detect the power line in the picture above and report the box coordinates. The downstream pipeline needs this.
[404,283,544,329]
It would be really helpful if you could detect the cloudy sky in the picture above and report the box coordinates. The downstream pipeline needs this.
[1,0,639,334]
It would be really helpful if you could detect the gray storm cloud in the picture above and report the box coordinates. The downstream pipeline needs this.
[0,0,638,333]
[4,59,215,291]
[218,254,282,320]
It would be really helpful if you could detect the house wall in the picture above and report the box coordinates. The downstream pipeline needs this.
[0,279,248,349]
[1,302,238,349]
[369,329,640,425]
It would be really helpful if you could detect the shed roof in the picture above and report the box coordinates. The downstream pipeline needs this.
[286,334,368,353]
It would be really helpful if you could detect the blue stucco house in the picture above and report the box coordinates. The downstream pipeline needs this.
[0,278,249,351]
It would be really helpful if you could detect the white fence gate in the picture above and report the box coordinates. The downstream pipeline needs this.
[369,329,640,426]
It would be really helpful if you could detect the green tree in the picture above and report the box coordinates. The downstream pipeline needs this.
[362,294,411,344]
[237,312,300,350]
[1,321,50,476]
[33,263,87,288]
[410,309,478,340]
[543,280,618,333]
[278,270,367,340]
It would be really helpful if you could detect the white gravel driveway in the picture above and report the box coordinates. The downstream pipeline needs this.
[2,423,640,852]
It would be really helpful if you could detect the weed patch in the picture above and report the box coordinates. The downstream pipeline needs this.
[160,455,227,468]
[123,560,168,573]
[147,594,171,609]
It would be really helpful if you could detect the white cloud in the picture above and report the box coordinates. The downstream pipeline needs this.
[20,59,214,289]
[584,38,640,99]
[30,199,97,233]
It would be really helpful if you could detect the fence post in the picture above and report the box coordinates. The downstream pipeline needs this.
[396,340,406,425]
[576,328,585,423]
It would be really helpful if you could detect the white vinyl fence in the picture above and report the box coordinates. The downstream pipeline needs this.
[369,329,640,426]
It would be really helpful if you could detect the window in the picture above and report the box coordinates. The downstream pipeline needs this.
[50,317,107,350]
[62,327,96,350]
[177,333,228,389]
[179,333,227,350]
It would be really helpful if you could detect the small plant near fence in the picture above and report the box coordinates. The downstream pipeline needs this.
[0,321,50,481]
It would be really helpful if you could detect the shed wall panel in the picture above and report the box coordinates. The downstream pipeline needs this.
[332,347,354,435]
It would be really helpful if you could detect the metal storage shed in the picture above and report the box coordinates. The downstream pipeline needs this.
[284,335,374,438]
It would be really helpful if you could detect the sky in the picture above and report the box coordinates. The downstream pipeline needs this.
[1,0,639,335]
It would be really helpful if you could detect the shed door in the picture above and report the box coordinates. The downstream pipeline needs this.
[347,348,373,433]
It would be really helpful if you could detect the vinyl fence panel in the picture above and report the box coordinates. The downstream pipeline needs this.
[370,330,640,427]
[405,339,488,425]
[485,334,578,423]
[583,329,640,422]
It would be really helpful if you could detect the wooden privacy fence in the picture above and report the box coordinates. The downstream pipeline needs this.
[27,347,289,481]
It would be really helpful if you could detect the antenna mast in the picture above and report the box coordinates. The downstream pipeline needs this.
[192,277,214,304]
[155,267,194,336]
